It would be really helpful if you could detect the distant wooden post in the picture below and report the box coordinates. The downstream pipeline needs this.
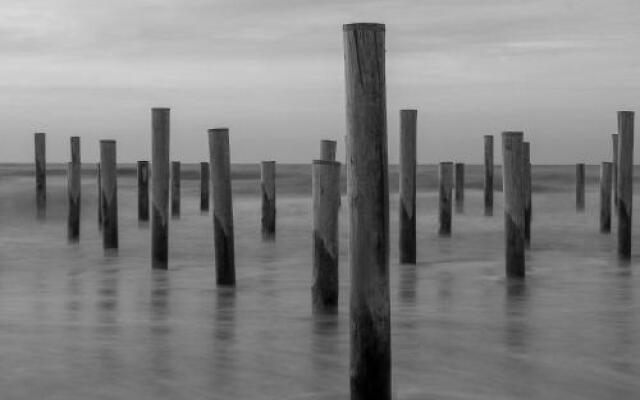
[523,142,532,245]
[100,140,118,249]
[152,108,170,269]
[399,109,416,263]
[612,133,619,214]
[320,140,337,161]
[484,135,494,216]
[343,22,390,400]
[260,161,276,239]
[34,132,46,217]
[312,160,341,311]
[576,163,585,211]
[617,111,634,258]
[97,163,102,229]
[200,162,210,212]
[67,136,81,241]
[501,132,525,278]
[439,162,453,236]
[208,128,236,286]
[137,161,149,221]
[600,162,612,233]
[454,162,465,213]
[171,161,181,217]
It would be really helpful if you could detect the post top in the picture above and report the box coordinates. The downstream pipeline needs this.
[484,134,494,138]
[208,128,229,134]
[343,23,385,32]
[618,110,634,114]
[152,107,171,111]
[137,160,149,164]
[261,160,276,164]
[320,139,337,143]
[34,132,46,136]
[502,131,524,138]
[602,161,613,165]
[400,109,417,113]
[171,161,180,165]
[612,133,619,136]
[439,161,454,166]
[312,159,341,166]
[100,139,116,144]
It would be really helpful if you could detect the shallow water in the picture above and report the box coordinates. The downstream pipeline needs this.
[0,164,639,399]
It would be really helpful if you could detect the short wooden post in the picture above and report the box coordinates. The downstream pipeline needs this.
[523,142,532,245]
[208,128,236,286]
[312,160,341,311]
[67,136,81,241]
[343,22,390,400]
[617,111,634,258]
[97,163,102,229]
[399,109,416,263]
[261,161,276,239]
[152,108,170,269]
[484,135,494,216]
[501,132,525,278]
[100,140,118,249]
[576,163,585,211]
[612,133,619,214]
[200,162,210,212]
[137,161,149,221]
[600,162,612,233]
[171,161,181,217]
[34,132,46,217]
[439,162,453,236]
[320,140,337,161]
[455,162,465,213]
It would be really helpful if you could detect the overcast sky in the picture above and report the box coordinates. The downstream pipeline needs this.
[1,0,639,163]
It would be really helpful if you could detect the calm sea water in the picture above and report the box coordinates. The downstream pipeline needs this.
[0,163,639,399]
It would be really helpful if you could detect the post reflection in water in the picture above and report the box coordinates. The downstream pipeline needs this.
[149,271,172,381]
[96,257,120,379]
[211,287,238,396]
[503,279,532,398]
[398,264,417,305]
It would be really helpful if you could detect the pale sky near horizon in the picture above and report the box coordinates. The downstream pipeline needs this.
[1,0,639,164]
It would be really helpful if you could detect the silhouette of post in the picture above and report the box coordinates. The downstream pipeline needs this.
[523,142,532,245]
[200,162,209,212]
[320,140,337,161]
[137,161,149,221]
[612,133,619,214]
[439,162,453,236]
[600,162,612,233]
[343,22,390,400]
[171,161,181,217]
[312,159,341,311]
[455,162,465,213]
[501,132,525,278]
[484,135,494,216]
[67,136,81,241]
[399,109,416,264]
[97,163,102,229]
[617,111,634,258]
[152,108,170,269]
[100,140,118,249]
[208,128,236,286]
[34,132,46,217]
[261,161,276,239]
[576,163,585,211]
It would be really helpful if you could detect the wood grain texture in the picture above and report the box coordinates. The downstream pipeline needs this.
[399,109,416,264]
[600,162,612,233]
[576,163,585,211]
[100,140,118,250]
[320,140,337,161]
[34,132,46,218]
[439,162,453,236]
[484,135,494,216]
[137,161,149,221]
[152,108,170,269]
[617,111,634,258]
[502,132,525,278]
[261,161,276,239]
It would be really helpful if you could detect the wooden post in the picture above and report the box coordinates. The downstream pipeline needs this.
[600,161,612,233]
[171,161,181,217]
[617,111,634,258]
[67,136,81,241]
[152,108,170,269]
[34,132,46,217]
[612,133,619,214]
[399,109,416,263]
[312,160,341,311]
[208,128,236,286]
[100,140,118,249]
[137,161,149,221]
[200,162,209,212]
[455,162,465,213]
[484,135,494,216]
[261,161,276,239]
[576,163,585,211]
[320,140,337,161]
[343,23,390,400]
[439,162,453,236]
[523,142,532,245]
[501,132,525,278]
[97,163,102,229]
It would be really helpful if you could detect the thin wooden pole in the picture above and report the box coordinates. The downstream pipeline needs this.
[439,162,453,236]
[261,161,276,239]
[152,108,170,269]
[612,133,619,215]
[501,131,525,278]
[171,161,181,218]
[455,162,465,213]
[617,111,634,258]
[399,109,416,264]
[600,161,612,233]
[200,162,209,212]
[312,159,341,312]
[484,135,494,216]
[343,22,390,400]
[100,140,118,250]
[320,140,337,161]
[34,132,46,217]
[208,128,236,286]
[97,163,102,229]
[67,136,81,241]
[523,142,532,245]
[576,163,585,211]
[137,161,149,221]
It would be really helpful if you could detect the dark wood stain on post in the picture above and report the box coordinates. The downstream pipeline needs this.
[100,140,118,250]
[34,132,46,217]
[576,163,585,211]
[152,108,170,269]
[137,161,149,221]
[600,162,612,233]
[171,161,181,218]
[261,161,276,239]
[439,162,453,236]
[455,162,465,213]
[617,111,634,258]
[523,142,532,245]
[320,140,337,161]
[343,22,390,400]
[484,135,494,216]
[399,109,416,264]
[501,131,525,278]
[97,163,102,229]
[67,136,81,241]
[200,162,209,212]
[612,133,619,215]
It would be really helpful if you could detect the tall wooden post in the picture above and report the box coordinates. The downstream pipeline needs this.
[523,142,532,245]
[439,162,453,236]
[261,161,276,239]
[97,163,102,229]
[100,140,118,249]
[137,161,149,221]
[208,128,236,286]
[600,162,612,233]
[576,163,585,211]
[171,161,181,217]
[612,133,619,214]
[455,162,465,213]
[399,109,416,264]
[152,108,170,269]
[200,162,209,212]
[343,23,390,400]
[484,135,494,216]
[320,140,337,161]
[501,132,525,278]
[34,132,46,217]
[312,160,341,312]
[67,136,81,241]
[617,111,634,258]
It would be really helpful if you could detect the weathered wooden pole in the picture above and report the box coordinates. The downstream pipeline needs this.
[200,162,210,212]
[343,22,390,400]
[501,132,525,278]
[208,128,236,286]
[261,161,276,239]
[600,161,612,233]
[312,160,341,311]
[612,133,619,214]
[576,163,585,211]
[523,142,532,245]
[137,161,149,221]
[399,109,416,263]
[152,108,170,269]
[320,140,337,161]
[617,111,634,258]
[484,135,494,216]
[34,132,46,217]
[67,136,81,241]
[100,140,118,249]
[97,163,102,229]
[439,162,453,236]
[454,162,465,213]
[171,161,181,217]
